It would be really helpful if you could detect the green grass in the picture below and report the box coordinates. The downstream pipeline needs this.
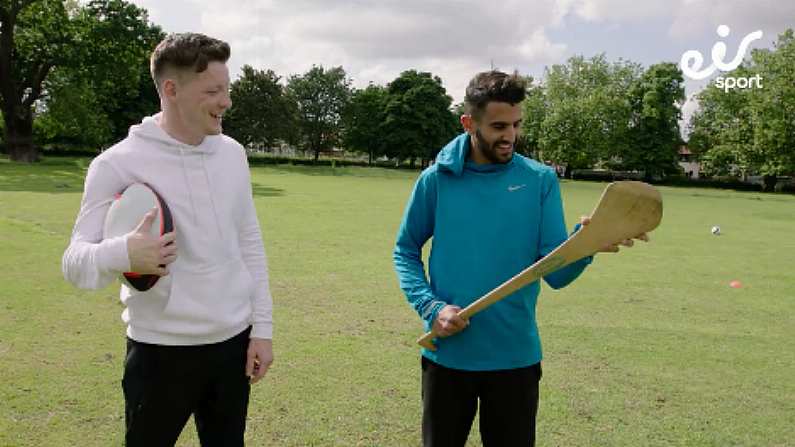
[1,157,793,446]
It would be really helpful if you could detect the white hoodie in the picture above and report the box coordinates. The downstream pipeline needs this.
[62,114,273,345]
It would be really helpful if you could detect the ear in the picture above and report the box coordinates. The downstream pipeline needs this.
[460,114,474,134]
[161,78,178,101]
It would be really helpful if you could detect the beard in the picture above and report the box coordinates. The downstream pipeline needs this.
[474,129,514,164]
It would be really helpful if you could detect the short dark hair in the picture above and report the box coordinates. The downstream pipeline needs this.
[464,70,527,119]
[150,33,230,92]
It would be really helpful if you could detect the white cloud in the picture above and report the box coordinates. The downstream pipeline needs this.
[517,29,568,62]
[127,0,790,106]
[568,0,671,22]
[129,0,574,101]
[669,0,795,41]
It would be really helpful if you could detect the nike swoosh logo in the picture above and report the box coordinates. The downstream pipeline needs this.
[507,184,526,192]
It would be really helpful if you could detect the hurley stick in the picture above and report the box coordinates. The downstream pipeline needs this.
[417,181,663,350]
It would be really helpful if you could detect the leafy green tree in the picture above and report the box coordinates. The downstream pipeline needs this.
[224,65,297,150]
[77,0,163,142]
[624,62,685,180]
[688,67,755,177]
[36,0,163,149]
[0,0,162,159]
[34,70,114,148]
[286,65,351,162]
[342,83,387,164]
[746,29,795,189]
[521,80,545,160]
[539,96,590,175]
[381,70,458,168]
[0,0,75,161]
[537,55,640,177]
[689,29,794,190]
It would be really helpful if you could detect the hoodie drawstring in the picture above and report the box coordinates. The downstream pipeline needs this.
[179,147,199,225]
[201,152,224,240]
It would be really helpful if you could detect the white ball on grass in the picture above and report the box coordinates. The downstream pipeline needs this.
[711,225,721,235]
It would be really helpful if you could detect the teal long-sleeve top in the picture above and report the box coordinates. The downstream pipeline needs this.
[393,133,592,371]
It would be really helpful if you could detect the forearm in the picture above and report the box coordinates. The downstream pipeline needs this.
[394,169,440,323]
[543,255,592,289]
[543,222,593,289]
[239,219,273,340]
[62,235,130,290]
[63,157,130,290]
[393,247,446,324]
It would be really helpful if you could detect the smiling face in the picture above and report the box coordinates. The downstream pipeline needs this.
[462,101,523,164]
[163,61,232,144]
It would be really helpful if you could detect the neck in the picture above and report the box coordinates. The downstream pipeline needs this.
[158,107,204,146]
[468,134,490,164]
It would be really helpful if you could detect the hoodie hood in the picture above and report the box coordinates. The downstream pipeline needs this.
[434,133,470,176]
[435,132,514,176]
[128,113,219,154]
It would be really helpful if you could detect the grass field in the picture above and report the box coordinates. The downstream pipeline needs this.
[1,157,794,446]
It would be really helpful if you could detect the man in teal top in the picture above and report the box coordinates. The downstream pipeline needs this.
[394,70,645,447]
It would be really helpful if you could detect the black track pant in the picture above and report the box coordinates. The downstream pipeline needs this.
[122,327,251,446]
[421,356,542,447]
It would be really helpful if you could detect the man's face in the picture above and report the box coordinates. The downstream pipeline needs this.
[172,61,232,139]
[468,101,523,164]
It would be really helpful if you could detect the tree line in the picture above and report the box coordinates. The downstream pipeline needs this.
[688,29,795,190]
[223,65,459,168]
[1,1,793,189]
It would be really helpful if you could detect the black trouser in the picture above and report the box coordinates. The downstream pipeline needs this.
[421,357,542,447]
[122,327,252,447]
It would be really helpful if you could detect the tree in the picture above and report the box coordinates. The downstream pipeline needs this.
[381,70,458,168]
[34,69,114,148]
[689,29,795,190]
[286,65,351,162]
[78,0,162,142]
[623,62,685,180]
[224,65,297,151]
[521,80,545,160]
[746,29,795,190]
[539,96,591,176]
[35,0,163,149]
[537,55,640,177]
[0,0,75,161]
[0,0,162,159]
[687,66,755,178]
[342,83,387,164]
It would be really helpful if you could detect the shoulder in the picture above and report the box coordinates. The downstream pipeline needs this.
[217,134,247,158]
[212,134,249,169]
[419,163,441,181]
[512,154,557,179]
[219,134,245,152]
[414,163,443,191]
[90,137,136,171]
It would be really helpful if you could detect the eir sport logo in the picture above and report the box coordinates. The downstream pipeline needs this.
[680,25,763,92]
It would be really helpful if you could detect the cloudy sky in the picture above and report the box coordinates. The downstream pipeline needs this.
[129,0,794,124]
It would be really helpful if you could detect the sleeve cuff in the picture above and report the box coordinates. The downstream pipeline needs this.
[250,322,273,340]
[570,223,594,265]
[97,234,131,273]
[422,299,447,325]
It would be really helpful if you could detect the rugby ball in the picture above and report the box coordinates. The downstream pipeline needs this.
[103,183,173,291]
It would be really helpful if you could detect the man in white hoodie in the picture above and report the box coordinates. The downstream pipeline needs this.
[62,33,273,445]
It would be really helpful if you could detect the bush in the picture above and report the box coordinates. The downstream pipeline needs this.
[246,153,420,170]
[570,169,643,182]
[662,175,764,191]
[569,169,794,194]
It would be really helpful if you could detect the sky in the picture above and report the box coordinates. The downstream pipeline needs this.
[128,0,794,129]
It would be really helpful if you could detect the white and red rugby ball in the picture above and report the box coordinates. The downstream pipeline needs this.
[103,183,173,291]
